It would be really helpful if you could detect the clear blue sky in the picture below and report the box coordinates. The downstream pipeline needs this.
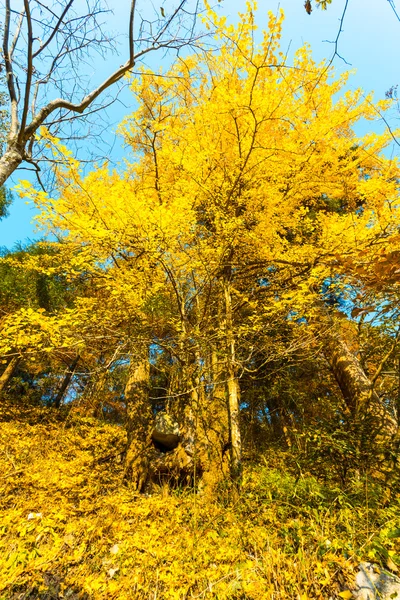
[1,0,399,249]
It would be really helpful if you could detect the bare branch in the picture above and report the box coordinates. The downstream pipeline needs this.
[388,0,400,23]
[129,0,136,64]
[328,0,350,65]
[24,63,132,138]
[3,0,19,138]
[10,9,25,60]
[20,0,34,139]
[24,155,46,192]
[0,0,204,188]
[32,0,75,59]
[153,0,187,45]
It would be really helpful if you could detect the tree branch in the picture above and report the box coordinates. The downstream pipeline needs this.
[32,0,75,59]
[129,0,136,64]
[24,0,137,139]
[10,8,25,60]
[3,0,19,139]
[20,0,34,140]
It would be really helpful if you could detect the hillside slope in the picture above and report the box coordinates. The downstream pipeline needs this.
[1,402,399,599]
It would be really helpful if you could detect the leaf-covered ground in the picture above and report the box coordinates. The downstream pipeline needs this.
[1,402,400,599]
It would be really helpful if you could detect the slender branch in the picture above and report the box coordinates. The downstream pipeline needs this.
[32,0,75,59]
[24,0,138,139]
[369,332,400,391]
[20,0,34,140]
[10,9,25,60]
[129,0,136,64]
[3,0,19,138]
[43,93,122,127]
[388,0,400,23]
[35,38,98,89]
[331,0,350,65]
[153,0,187,44]
[24,156,46,192]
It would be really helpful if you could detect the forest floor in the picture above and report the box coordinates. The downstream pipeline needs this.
[1,401,399,600]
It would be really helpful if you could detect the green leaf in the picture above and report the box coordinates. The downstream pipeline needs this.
[388,529,400,539]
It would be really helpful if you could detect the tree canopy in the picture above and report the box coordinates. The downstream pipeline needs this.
[1,3,400,598]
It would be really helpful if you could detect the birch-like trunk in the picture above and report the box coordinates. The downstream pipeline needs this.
[223,277,242,481]
[0,355,21,395]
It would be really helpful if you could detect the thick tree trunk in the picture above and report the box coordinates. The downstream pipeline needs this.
[323,328,398,485]
[227,364,241,476]
[322,327,400,491]
[197,348,230,493]
[53,355,80,408]
[0,147,24,187]
[123,349,152,491]
[324,329,397,436]
[0,355,21,395]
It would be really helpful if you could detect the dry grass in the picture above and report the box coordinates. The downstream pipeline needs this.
[1,403,399,599]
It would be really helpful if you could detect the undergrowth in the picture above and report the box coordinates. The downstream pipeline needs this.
[1,402,400,599]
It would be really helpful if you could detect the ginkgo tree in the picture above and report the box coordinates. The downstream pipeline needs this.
[6,1,400,489]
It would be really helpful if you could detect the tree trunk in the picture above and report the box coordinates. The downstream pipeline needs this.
[0,147,24,187]
[223,277,242,481]
[324,329,398,482]
[53,355,80,408]
[265,397,287,445]
[197,347,230,493]
[0,355,21,395]
[123,349,152,491]
[324,329,397,436]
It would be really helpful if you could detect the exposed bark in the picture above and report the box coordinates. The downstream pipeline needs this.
[323,329,397,442]
[0,148,24,187]
[53,355,80,409]
[123,349,152,491]
[197,347,230,493]
[0,355,21,395]
[223,276,242,481]
[165,292,199,475]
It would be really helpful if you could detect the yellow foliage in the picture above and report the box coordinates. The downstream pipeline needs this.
[1,4,400,599]
[11,1,400,364]
[1,402,388,599]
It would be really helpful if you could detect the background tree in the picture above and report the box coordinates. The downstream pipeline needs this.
[0,0,203,188]
[0,73,12,216]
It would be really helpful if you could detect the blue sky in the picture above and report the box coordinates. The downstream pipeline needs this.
[1,0,399,249]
